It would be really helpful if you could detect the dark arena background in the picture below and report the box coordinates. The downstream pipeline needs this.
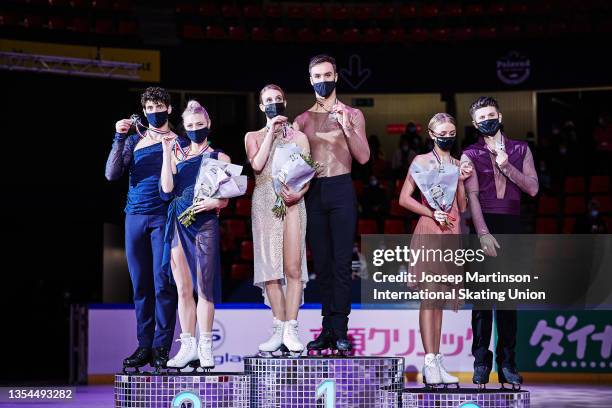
[1,1,611,407]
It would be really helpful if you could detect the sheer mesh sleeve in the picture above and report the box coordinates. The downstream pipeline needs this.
[499,147,539,197]
[105,133,135,181]
[461,154,490,236]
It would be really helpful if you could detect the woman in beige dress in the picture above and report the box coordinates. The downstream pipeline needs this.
[244,84,310,356]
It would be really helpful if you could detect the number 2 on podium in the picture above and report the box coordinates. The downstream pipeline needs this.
[316,379,336,407]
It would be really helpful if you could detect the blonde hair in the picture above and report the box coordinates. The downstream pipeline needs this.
[259,84,286,104]
[182,99,211,125]
[428,113,456,134]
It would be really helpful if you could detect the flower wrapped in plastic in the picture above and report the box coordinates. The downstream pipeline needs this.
[270,143,321,219]
[409,161,459,229]
[178,158,247,227]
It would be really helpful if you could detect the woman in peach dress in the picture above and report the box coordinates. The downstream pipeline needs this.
[399,113,472,387]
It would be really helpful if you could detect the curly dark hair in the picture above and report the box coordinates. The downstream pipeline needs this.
[140,86,171,108]
[309,54,336,74]
[469,96,500,118]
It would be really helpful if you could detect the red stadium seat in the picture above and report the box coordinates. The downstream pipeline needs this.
[399,4,418,18]
[342,28,360,43]
[48,0,70,6]
[309,5,326,20]
[221,4,241,18]
[274,27,294,42]
[112,0,131,12]
[421,4,440,18]
[223,219,247,240]
[118,20,138,36]
[331,6,349,20]
[231,263,251,281]
[377,6,395,20]
[182,24,204,39]
[501,24,522,38]
[70,0,88,8]
[251,26,270,41]
[23,15,44,29]
[509,3,529,14]
[477,27,497,40]
[487,3,506,15]
[390,199,410,218]
[592,195,612,213]
[562,217,576,234]
[454,27,475,41]
[319,27,338,42]
[91,0,112,11]
[431,27,450,42]
[0,12,19,27]
[70,17,90,33]
[240,241,254,261]
[564,176,586,194]
[228,25,246,41]
[287,6,306,19]
[589,176,610,193]
[175,2,195,14]
[243,5,263,19]
[354,6,374,20]
[234,198,252,217]
[526,23,546,38]
[387,28,407,43]
[94,19,115,35]
[564,196,586,215]
[48,16,67,30]
[445,4,463,17]
[465,4,484,16]
[198,3,217,17]
[535,217,559,234]
[538,195,560,215]
[264,5,282,19]
[409,27,429,42]
[364,28,383,44]
[353,180,364,197]
[297,27,315,43]
[206,25,226,40]
[384,219,405,234]
[358,219,378,235]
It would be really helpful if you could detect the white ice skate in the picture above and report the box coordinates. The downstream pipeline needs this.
[282,320,304,358]
[258,317,285,357]
[436,353,460,388]
[422,353,442,388]
[166,333,198,372]
[197,333,215,371]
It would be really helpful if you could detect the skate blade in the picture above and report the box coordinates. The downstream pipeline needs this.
[284,350,303,358]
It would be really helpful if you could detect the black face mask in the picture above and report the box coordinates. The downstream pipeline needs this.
[146,110,168,128]
[435,137,455,151]
[477,118,501,137]
[264,102,286,119]
[313,81,336,98]
[186,127,210,143]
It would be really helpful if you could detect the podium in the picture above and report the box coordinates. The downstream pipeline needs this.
[244,356,404,407]
[382,387,530,408]
[114,372,250,408]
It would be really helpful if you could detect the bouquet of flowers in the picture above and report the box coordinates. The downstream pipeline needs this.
[178,158,247,227]
[271,143,321,219]
[410,161,459,229]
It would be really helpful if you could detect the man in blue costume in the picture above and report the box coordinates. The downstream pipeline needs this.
[105,87,178,372]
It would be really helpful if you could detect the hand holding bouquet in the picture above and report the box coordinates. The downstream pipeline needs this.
[271,143,321,219]
[178,158,247,227]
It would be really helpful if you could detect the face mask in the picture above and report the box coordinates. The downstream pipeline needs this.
[264,102,286,119]
[477,118,501,137]
[591,209,599,218]
[146,110,168,128]
[407,125,416,133]
[186,127,210,143]
[435,137,455,151]
[313,80,336,98]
